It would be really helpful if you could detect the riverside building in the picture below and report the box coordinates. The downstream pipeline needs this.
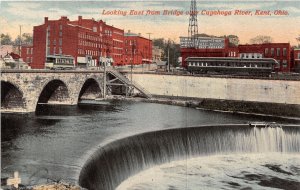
[28,16,139,69]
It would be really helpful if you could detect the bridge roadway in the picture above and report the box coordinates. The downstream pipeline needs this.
[2,69,152,113]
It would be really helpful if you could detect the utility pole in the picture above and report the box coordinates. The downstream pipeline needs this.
[103,57,106,98]
[146,32,152,70]
[19,25,22,69]
[168,47,170,72]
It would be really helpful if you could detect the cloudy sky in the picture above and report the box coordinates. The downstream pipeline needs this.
[0,0,300,45]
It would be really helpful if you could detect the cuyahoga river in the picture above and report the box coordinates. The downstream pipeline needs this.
[1,100,300,189]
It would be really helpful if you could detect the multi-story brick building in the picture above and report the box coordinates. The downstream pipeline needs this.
[180,36,293,72]
[238,43,291,72]
[124,31,152,65]
[21,45,33,65]
[292,48,300,72]
[180,37,237,68]
[30,16,125,69]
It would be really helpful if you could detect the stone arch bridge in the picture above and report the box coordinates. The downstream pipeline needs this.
[1,70,151,113]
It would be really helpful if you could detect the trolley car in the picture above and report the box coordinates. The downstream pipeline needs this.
[45,54,75,70]
[186,57,279,76]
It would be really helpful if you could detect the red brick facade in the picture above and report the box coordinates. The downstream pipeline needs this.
[238,43,291,72]
[181,38,237,68]
[21,45,33,65]
[181,39,293,72]
[292,48,300,72]
[124,32,152,65]
[30,16,130,69]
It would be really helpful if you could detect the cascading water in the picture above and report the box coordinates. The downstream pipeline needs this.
[78,124,300,190]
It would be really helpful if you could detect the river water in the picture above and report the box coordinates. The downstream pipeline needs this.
[1,100,299,188]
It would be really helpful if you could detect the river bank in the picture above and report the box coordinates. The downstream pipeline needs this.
[106,95,300,120]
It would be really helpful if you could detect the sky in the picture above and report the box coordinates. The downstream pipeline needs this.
[0,0,300,45]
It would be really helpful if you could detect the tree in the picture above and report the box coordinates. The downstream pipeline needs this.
[297,35,300,48]
[227,34,239,47]
[249,35,273,44]
[152,38,180,67]
[14,33,33,46]
[0,33,13,45]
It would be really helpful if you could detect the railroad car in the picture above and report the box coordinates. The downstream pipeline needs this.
[45,54,75,70]
[186,57,280,75]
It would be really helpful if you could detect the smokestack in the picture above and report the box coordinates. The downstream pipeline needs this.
[44,17,48,24]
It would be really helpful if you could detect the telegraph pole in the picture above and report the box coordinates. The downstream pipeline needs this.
[168,47,170,72]
[19,25,22,69]
[103,57,106,98]
[146,32,152,70]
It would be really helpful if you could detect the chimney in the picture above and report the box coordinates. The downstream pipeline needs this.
[138,33,141,36]
[78,16,82,25]
[44,17,48,24]
[61,16,68,21]
[128,30,131,33]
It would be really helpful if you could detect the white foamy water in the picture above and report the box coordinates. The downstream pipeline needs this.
[117,153,300,190]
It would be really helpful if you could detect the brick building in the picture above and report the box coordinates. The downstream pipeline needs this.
[292,48,300,72]
[21,45,33,65]
[124,31,152,65]
[180,36,293,72]
[238,43,291,72]
[180,37,238,68]
[30,16,125,69]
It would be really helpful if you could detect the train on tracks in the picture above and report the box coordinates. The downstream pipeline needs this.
[186,57,280,76]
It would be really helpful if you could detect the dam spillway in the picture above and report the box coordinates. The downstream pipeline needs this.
[79,124,300,190]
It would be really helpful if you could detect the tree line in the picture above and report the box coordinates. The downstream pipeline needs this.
[0,33,33,46]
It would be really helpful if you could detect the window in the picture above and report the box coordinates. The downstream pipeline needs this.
[59,38,62,46]
[30,48,33,54]
[265,48,268,56]
[59,24,62,30]
[59,31,62,37]
[298,53,300,59]
[59,47,62,54]
[53,39,56,45]
[283,48,287,56]
[47,47,50,55]
[53,47,56,54]
[271,48,274,56]
[282,60,287,68]
[93,26,97,32]
[277,48,281,56]
[27,48,30,54]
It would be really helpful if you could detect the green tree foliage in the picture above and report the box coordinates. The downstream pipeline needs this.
[250,35,273,44]
[153,38,180,67]
[14,33,33,45]
[227,35,239,47]
[0,33,13,45]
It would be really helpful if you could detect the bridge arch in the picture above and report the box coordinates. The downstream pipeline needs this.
[37,79,70,105]
[1,81,26,111]
[78,78,102,101]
